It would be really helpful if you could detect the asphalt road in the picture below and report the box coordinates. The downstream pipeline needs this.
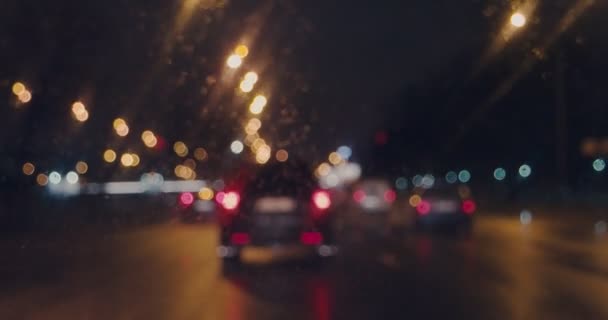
[1,210,607,319]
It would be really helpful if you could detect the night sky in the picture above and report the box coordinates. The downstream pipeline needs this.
[1,0,607,182]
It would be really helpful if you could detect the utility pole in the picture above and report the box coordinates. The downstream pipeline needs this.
[555,50,568,187]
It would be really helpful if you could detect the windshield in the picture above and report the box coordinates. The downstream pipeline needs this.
[2,1,608,319]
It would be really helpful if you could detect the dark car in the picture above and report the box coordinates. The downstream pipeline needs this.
[216,159,338,265]
[411,184,476,230]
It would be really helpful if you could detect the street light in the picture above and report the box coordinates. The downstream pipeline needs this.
[510,12,527,28]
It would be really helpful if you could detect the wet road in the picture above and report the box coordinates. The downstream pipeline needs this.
[1,211,608,319]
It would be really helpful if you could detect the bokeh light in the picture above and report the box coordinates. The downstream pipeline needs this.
[12,82,26,95]
[337,146,353,160]
[276,149,289,162]
[316,163,331,177]
[593,159,606,172]
[198,187,215,200]
[235,44,249,58]
[120,153,134,167]
[18,90,32,103]
[49,172,62,185]
[395,177,408,190]
[445,171,458,184]
[493,167,506,181]
[66,171,79,184]
[112,118,129,136]
[130,153,140,167]
[226,54,242,69]
[36,173,48,186]
[173,141,189,157]
[244,71,258,83]
[22,162,35,176]
[103,149,117,163]
[518,164,532,178]
[75,161,88,174]
[510,12,527,28]
[230,140,244,154]
[458,170,471,183]
[255,145,271,164]
[71,102,89,122]
[74,109,89,122]
[113,118,126,129]
[249,95,267,114]
[245,118,262,135]
[409,195,422,207]
[141,130,158,148]
[328,152,343,165]
[239,80,254,93]
[193,147,208,161]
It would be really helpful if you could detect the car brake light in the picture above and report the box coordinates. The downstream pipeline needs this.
[300,231,323,246]
[353,189,366,203]
[416,200,431,215]
[383,189,396,203]
[462,200,476,215]
[312,191,331,210]
[217,191,240,210]
[230,232,250,245]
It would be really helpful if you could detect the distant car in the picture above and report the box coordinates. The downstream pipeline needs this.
[351,179,396,213]
[344,178,396,236]
[216,159,338,266]
[411,185,475,230]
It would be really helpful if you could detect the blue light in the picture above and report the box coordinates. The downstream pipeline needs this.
[518,164,532,178]
[458,170,471,183]
[445,171,458,184]
[395,177,408,190]
[337,146,353,160]
[593,159,606,172]
[412,175,423,187]
[493,168,506,181]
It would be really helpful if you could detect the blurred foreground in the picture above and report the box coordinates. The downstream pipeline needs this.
[1,208,608,320]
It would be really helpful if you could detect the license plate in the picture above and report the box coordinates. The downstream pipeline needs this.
[433,200,458,213]
[254,197,297,214]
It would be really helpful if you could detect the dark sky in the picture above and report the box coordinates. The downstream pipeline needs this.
[1,0,606,181]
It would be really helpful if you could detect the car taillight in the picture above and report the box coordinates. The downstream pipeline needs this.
[179,192,194,207]
[462,200,476,215]
[353,189,366,203]
[312,191,331,210]
[383,189,397,203]
[216,191,240,211]
[416,200,431,215]
[300,231,323,246]
[230,232,250,245]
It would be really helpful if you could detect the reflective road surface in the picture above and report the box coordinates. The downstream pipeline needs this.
[1,211,608,319]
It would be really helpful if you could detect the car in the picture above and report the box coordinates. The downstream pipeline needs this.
[216,159,338,266]
[410,184,476,231]
[343,178,396,237]
[351,179,396,213]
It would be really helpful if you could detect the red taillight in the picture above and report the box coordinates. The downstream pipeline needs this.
[179,192,194,207]
[384,189,397,203]
[416,200,431,215]
[462,200,476,215]
[300,231,323,246]
[217,191,240,210]
[230,232,250,245]
[353,189,366,203]
[313,191,331,210]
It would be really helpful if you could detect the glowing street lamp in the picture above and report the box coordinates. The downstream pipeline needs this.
[510,12,527,28]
